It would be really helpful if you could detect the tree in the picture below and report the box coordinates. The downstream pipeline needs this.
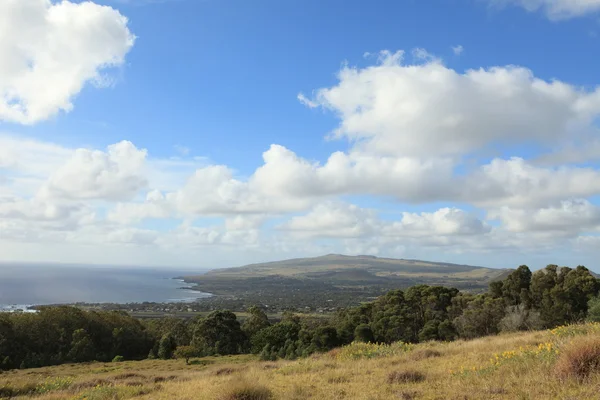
[174,346,197,365]
[67,329,95,362]
[502,265,532,306]
[311,326,339,352]
[192,311,248,356]
[453,295,505,339]
[354,324,374,343]
[157,334,176,360]
[242,306,271,338]
[587,296,600,322]
[250,320,300,354]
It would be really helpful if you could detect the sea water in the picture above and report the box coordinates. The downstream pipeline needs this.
[0,263,210,308]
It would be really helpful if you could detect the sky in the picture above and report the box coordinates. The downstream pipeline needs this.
[2,0,600,271]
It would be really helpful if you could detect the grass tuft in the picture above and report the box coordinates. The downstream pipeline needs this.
[215,367,237,376]
[554,336,600,381]
[387,370,426,384]
[217,380,273,400]
[409,349,442,360]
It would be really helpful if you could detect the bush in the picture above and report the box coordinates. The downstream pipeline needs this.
[218,380,273,400]
[554,336,600,381]
[587,296,600,322]
[112,355,124,363]
[387,370,426,384]
[354,324,374,343]
[409,349,441,361]
[499,305,543,332]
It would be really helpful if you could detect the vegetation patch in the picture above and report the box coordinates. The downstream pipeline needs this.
[336,342,413,361]
[555,336,600,381]
[215,367,237,376]
[409,349,442,360]
[217,380,273,400]
[327,375,351,384]
[387,370,426,384]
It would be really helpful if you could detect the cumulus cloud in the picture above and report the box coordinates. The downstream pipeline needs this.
[39,141,148,201]
[0,0,135,124]
[489,199,600,234]
[466,158,600,208]
[280,202,381,238]
[280,202,490,241]
[387,208,491,237]
[302,50,600,157]
[491,0,600,19]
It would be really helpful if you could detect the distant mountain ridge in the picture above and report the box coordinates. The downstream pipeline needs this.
[183,255,512,308]
[205,254,509,283]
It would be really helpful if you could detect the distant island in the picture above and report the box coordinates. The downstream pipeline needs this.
[180,254,512,312]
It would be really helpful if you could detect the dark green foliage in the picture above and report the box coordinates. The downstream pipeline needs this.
[67,329,95,362]
[453,295,505,339]
[192,311,248,356]
[0,306,153,370]
[502,265,532,306]
[529,265,600,327]
[250,320,300,354]
[587,296,600,322]
[310,326,340,351]
[242,306,271,338]
[354,324,374,343]
[157,334,176,360]
[174,345,197,364]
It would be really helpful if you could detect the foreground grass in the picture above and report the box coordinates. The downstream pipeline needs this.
[4,325,600,399]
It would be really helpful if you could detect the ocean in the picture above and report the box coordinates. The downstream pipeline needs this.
[0,264,210,309]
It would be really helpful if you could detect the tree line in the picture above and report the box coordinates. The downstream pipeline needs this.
[1,264,599,369]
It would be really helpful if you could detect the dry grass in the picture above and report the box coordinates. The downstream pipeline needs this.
[5,325,600,399]
[409,348,442,360]
[555,336,600,381]
[217,380,273,400]
[387,370,426,384]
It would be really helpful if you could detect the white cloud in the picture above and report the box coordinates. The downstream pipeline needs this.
[280,202,381,238]
[489,199,600,234]
[452,45,464,55]
[280,202,490,241]
[39,141,148,201]
[466,158,600,208]
[491,0,600,19]
[387,208,491,237]
[302,50,600,157]
[297,93,318,109]
[0,0,135,124]
[3,46,600,268]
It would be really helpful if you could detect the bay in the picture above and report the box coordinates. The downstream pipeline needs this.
[0,263,210,308]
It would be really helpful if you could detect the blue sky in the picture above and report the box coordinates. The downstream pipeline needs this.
[2,0,600,270]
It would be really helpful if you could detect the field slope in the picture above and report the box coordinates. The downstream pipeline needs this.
[5,324,600,399]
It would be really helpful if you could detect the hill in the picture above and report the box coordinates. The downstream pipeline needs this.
[182,254,511,311]
[6,323,600,399]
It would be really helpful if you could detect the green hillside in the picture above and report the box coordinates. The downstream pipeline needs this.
[182,254,511,310]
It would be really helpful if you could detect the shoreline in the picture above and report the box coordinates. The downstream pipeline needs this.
[0,278,213,312]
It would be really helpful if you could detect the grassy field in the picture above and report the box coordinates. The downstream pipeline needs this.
[3,324,600,399]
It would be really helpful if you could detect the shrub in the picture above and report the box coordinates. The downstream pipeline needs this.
[354,324,374,343]
[336,341,413,360]
[218,380,273,400]
[555,336,600,381]
[36,376,73,393]
[587,296,600,322]
[387,370,426,384]
[409,349,441,361]
[112,355,124,363]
